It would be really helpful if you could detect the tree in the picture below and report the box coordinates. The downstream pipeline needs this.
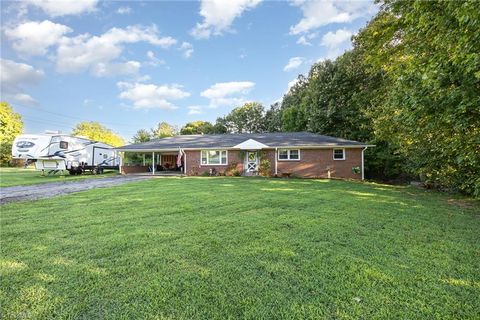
[212,117,228,134]
[72,122,125,147]
[0,102,23,165]
[180,121,215,135]
[264,102,282,132]
[151,122,176,138]
[132,129,151,143]
[223,102,266,133]
[354,0,480,195]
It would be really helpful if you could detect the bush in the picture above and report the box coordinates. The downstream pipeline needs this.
[258,159,271,177]
[225,162,242,177]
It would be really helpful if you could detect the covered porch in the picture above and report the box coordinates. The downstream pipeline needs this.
[118,150,186,176]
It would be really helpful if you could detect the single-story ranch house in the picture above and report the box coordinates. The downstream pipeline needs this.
[116,132,373,179]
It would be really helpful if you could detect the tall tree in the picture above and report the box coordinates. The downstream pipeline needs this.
[264,102,282,132]
[0,102,23,165]
[180,121,215,135]
[72,122,125,147]
[132,129,151,143]
[212,117,228,134]
[354,0,480,195]
[151,122,176,138]
[223,102,266,133]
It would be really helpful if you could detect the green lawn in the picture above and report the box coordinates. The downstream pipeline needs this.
[1,178,479,319]
[0,167,119,187]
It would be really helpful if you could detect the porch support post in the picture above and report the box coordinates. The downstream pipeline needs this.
[119,151,123,174]
[152,151,155,175]
[143,154,145,166]
[275,147,278,176]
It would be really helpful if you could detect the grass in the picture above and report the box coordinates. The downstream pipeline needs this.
[1,177,479,319]
[0,167,119,187]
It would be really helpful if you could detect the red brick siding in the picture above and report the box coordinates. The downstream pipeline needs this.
[183,148,362,179]
[185,150,244,176]
[275,148,362,179]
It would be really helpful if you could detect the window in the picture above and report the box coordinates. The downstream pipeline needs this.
[333,148,345,160]
[59,141,68,149]
[201,150,227,165]
[278,149,300,160]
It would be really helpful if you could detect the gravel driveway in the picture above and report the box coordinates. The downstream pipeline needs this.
[0,175,150,205]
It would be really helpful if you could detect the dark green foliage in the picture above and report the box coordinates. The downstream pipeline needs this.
[264,102,282,132]
[259,0,480,196]
[180,121,215,135]
[354,0,480,195]
[132,129,152,143]
[219,102,267,133]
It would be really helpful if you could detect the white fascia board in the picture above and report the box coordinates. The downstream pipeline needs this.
[233,139,270,150]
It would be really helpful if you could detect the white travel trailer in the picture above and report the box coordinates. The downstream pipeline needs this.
[12,132,120,175]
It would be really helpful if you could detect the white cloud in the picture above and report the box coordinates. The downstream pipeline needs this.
[321,28,353,48]
[297,35,311,46]
[289,0,376,35]
[201,81,255,107]
[116,6,131,14]
[283,57,305,71]
[191,0,262,39]
[118,82,190,110]
[179,42,194,58]
[296,32,318,46]
[0,59,44,105]
[146,50,166,67]
[56,25,176,75]
[187,106,203,115]
[26,0,98,17]
[4,20,72,56]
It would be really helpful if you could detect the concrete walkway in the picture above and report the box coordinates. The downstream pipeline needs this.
[0,175,150,205]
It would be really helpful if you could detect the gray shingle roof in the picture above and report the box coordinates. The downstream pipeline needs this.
[117,132,370,151]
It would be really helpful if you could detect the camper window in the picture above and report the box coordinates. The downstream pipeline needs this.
[59,141,68,149]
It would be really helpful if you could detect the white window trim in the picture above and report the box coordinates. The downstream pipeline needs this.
[333,148,346,160]
[200,150,228,166]
[277,149,301,161]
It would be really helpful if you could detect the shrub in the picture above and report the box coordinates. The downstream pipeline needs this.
[225,162,242,177]
[258,159,271,177]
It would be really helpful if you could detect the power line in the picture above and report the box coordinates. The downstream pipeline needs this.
[12,103,148,128]
[20,114,139,135]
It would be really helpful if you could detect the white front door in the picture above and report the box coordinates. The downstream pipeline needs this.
[246,151,258,173]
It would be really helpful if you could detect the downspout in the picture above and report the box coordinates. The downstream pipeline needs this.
[184,150,187,176]
[361,146,368,180]
[275,147,278,176]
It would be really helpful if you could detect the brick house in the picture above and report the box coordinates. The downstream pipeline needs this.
[116,132,373,180]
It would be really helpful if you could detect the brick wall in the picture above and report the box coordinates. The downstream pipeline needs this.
[183,148,362,179]
[121,165,149,174]
[275,148,362,179]
[185,150,244,176]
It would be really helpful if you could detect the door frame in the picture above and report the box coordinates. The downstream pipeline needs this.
[245,151,258,173]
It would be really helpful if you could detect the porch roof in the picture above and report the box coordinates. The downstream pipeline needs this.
[117,132,372,152]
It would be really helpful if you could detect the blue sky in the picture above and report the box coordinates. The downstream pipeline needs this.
[1,0,378,141]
